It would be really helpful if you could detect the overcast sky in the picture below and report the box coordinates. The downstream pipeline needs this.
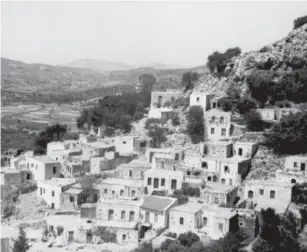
[2,1,307,67]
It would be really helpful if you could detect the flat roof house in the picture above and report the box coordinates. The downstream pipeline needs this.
[25,156,62,181]
[148,108,176,120]
[233,141,258,159]
[151,90,182,108]
[189,90,214,111]
[116,161,151,180]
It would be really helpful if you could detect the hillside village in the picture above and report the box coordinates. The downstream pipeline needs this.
[1,14,307,252]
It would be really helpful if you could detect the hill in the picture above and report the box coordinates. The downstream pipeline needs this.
[63,58,133,72]
[195,23,307,98]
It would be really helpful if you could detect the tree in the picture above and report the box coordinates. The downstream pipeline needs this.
[161,238,175,251]
[208,232,246,252]
[171,114,180,126]
[178,231,200,248]
[181,72,200,92]
[139,73,157,107]
[265,111,307,154]
[78,175,98,203]
[167,241,186,252]
[187,106,204,143]
[147,125,167,148]
[293,15,307,29]
[132,242,153,252]
[12,227,31,252]
[244,110,265,131]
[252,238,274,252]
[236,96,258,114]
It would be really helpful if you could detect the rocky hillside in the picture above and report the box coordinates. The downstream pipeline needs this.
[196,23,307,97]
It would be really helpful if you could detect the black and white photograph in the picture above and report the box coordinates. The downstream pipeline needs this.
[1,1,307,252]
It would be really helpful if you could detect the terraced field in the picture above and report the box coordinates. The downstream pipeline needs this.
[1,103,81,132]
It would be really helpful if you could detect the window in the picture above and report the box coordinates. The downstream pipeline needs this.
[36,165,38,170]
[108,210,114,220]
[140,141,146,148]
[160,161,164,168]
[259,189,264,195]
[148,178,152,186]
[221,128,226,136]
[238,148,243,156]
[180,217,184,225]
[213,176,217,182]
[69,196,74,202]
[224,166,229,172]
[248,190,254,199]
[104,189,108,194]
[123,141,126,144]
[122,234,126,241]
[121,211,126,220]
[51,203,54,209]
[171,179,177,190]
[112,190,115,195]
[68,231,74,243]
[131,190,135,197]
[221,179,225,184]
[31,163,34,168]
[220,117,224,124]
[301,163,306,171]
[203,217,208,227]
[294,162,298,167]
[129,170,132,178]
[161,179,165,186]
[175,153,179,161]
[229,179,233,185]
[211,128,215,134]
[120,190,124,196]
[43,189,45,194]
[196,97,200,102]
[52,191,55,197]
[155,214,158,223]
[212,102,216,108]
[214,197,219,204]
[208,176,212,181]
[291,179,296,184]
[154,178,159,188]
[218,223,224,232]
[53,166,57,174]
[129,211,135,221]
[211,116,216,122]
[270,190,275,199]
[201,162,207,169]
[40,188,42,196]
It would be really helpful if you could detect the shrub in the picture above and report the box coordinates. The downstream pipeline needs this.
[236,96,258,114]
[265,111,307,154]
[244,110,265,131]
[293,15,307,29]
[165,232,177,239]
[171,114,180,126]
[161,239,174,251]
[220,97,235,112]
[187,106,204,143]
[12,227,31,252]
[147,125,167,148]
[172,97,189,110]
[291,183,307,204]
[178,231,200,247]
[163,101,172,108]
[259,46,269,53]
[145,118,162,129]
[182,72,200,92]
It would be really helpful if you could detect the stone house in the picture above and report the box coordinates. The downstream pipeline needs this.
[204,109,233,141]
[200,141,233,158]
[256,108,275,121]
[114,136,135,155]
[116,162,151,180]
[81,203,96,219]
[144,169,184,195]
[145,148,185,163]
[152,156,184,171]
[37,178,76,209]
[201,156,251,186]
[201,204,239,239]
[210,97,222,110]
[61,183,99,209]
[47,141,81,163]
[140,196,178,230]
[169,202,204,232]
[275,107,301,121]
[200,181,238,207]
[233,141,258,159]
[184,153,202,170]
[1,169,22,187]
[133,136,152,153]
[10,151,34,170]
[90,156,115,174]
[244,179,294,210]
[25,156,62,181]
[96,199,142,222]
[284,156,307,172]
[81,141,115,159]
[275,169,307,184]
[148,108,176,120]
[65,160,84,176]
[150,90,182,108]
[97,178,144,199]
[189,90,214,111]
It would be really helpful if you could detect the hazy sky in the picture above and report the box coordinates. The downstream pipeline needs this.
[2,1,307,67]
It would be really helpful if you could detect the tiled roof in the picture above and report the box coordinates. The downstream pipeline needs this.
[141,196,177,212]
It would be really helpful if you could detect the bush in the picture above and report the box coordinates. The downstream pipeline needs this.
[165,232,177,239]
[291,183,307,204]
[163,101,172,108]
[293,15,307,29]
[178,231,200,247]
[182,72,200,92]
[147,125,167,148]
[172,97,189,110]
[171,114,180,126]
[244,110,265,131]
[265,111,307,154]
[259,46,269,53]
[187,106,204,143]
[236,96,258,114]
[145,118,163,129]
[220,97,235,112]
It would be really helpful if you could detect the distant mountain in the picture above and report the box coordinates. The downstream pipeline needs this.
[141,63,187,70]
[63,59,133,72]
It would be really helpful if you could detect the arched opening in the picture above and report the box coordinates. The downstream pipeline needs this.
[129,211,135,221]
[120,190,124,196]
[108,210,114,220]
[121,211,126,220]
[291,179,296,184]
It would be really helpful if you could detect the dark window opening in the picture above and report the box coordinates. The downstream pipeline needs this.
[203,217,208,226]
[301,163,306,171]
[171,179,177,190]
[147,178,152,186]
[108,210,114,220]
[180,217,184,225]
[291,179,296,184]
[53,166,57,174]
[248,190,254,199]
[154,178,159,188]
[238,148,243,156]
[270,190,275,199]
[259,189,264,195]
[202,162,207,169]
[69,196,74,202]
[161,179,165,186]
